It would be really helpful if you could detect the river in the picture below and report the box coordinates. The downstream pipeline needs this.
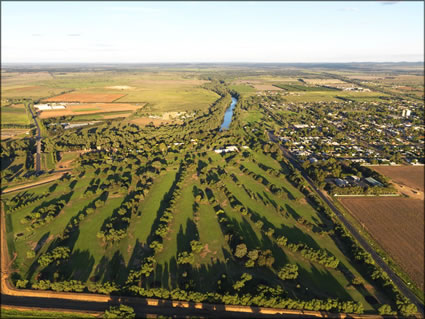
[219,96,238,131]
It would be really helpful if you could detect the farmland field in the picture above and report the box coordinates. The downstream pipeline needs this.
[371,166,424,192]
[43,93,126,103]
[339,197,424,291]
[1,128,30,140]
[1,104,32,127]
[38,103,143,119]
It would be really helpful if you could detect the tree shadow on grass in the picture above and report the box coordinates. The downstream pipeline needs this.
[102,250,127,285]
[282,186,296,200]
[285,203,301,220]
[262,191,277,209]
[276,223,321,250]
[176,219,199,254]
[69,179,78,190]
[31,191,74,213]
[126,239,146,272]
[61,249,95,282]
[34,232,50,253]
[296,264,352,301]
[145,165,184,246]
[48,183,58,193]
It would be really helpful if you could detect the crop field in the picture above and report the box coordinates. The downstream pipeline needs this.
[38,103,143,119]
[115,86,219,112]
[339,197,424,290]
[1,104,32,126]
[1,70,219,113]
[283,91,389,103]
[1,86,68,101]
[43,93,126,103]
[1,128,30,140]
[371,166,424,192]
[40,153,56,171]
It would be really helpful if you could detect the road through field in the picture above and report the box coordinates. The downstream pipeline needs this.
[268,131,424,316]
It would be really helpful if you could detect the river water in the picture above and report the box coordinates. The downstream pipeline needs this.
[219,96,238,131]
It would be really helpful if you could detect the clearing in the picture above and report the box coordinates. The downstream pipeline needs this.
[340,197,424,291]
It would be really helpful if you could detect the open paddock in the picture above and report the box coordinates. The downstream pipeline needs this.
[303,78,346,85]
[0,128,30,140]
[340,197,424,290]
[1,104,31,126]
[371,165,424,192]
[1,86,67,100]
[105,85,135,90]
[38,103,143,119]
[43,92,126,103]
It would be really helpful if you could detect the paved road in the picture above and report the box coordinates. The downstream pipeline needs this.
[27,103,41,172]
[268,131,424,316]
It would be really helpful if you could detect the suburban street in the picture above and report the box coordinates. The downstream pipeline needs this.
[268,131,424,316]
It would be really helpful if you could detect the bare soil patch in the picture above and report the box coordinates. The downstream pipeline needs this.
[340,197,424,290]
[371,165,424,191]
[43,92,125,103]
[1,129,29,139]
[39,103,142,119]
[105,86,135,90]
[393,183,424,200]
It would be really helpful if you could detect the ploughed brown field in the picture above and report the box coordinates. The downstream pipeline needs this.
[39,103,142,119]
[340,197,424,290]
[43,92,125,103]
[371,165,424,191]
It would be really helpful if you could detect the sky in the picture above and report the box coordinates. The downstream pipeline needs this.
[1,1,424,63]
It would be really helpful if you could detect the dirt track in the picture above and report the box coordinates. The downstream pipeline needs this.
[2,172,68,194]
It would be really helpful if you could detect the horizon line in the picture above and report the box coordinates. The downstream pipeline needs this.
[2,61,424,65]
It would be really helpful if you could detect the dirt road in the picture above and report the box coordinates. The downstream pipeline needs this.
[1,171,70,194]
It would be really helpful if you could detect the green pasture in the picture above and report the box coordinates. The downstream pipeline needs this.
[1,106,31,126]
[229,84,256,94]
[116,87,219,112]
[1,308,94,319]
